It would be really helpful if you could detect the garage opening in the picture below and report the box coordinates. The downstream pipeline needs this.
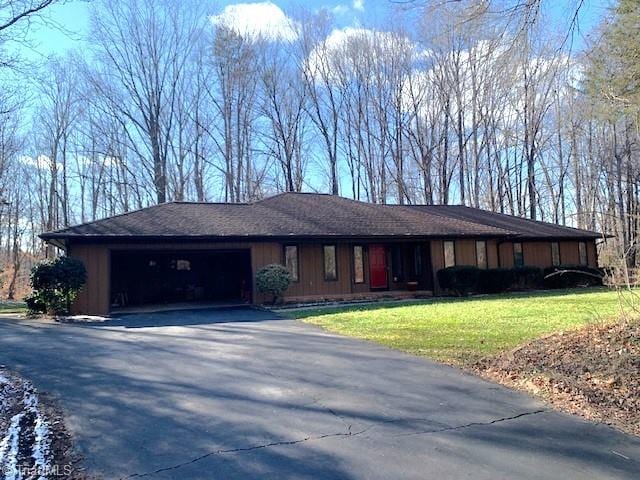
[110,250,252,310]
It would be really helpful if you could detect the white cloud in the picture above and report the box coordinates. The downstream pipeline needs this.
[306,27,417,82]
[20,155,61,171]
[331,4,349,15]
[210,2,298,42]
[353,0,365,11]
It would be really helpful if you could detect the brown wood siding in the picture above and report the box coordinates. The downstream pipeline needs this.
[587,240,597,266]
[559,241,580,265]
[522,242,552,268]
[430,240,445,293]
[455,240,476,266]
[487,240,499,268]
[498,240,596,268]
[68,244,110,316]
[499,242,515,268]
[282,243,353,300]
[250,243,281,303]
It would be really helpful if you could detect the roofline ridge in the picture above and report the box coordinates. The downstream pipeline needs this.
[253,191,334,204]
[171,200,249,205]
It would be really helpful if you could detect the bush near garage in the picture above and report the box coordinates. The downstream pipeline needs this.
[256,264,291,304]
[543,265,604,289]
[25,256,87,315]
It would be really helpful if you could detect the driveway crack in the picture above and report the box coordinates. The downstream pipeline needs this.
[122,428,359,478]
[391,409,547,437]
[122,409,546,478]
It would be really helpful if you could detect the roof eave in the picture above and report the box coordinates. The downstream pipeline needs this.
[40,232,513,243]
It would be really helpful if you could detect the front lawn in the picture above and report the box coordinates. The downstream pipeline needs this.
[285,288,633,365]
[0,301,27,314]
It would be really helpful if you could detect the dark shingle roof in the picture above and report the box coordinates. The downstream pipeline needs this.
[40,192,602,241]
[407,205,601,239]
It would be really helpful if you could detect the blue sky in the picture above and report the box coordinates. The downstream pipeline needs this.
[13,0,613,61]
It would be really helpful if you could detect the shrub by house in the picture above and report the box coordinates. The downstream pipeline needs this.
[256,264,291,304]
[26,257,87,315]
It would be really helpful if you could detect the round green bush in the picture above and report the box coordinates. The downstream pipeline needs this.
[255,264,291,304]
[28,256,87,315]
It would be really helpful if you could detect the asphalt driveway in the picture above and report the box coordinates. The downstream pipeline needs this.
[0,307,638,479]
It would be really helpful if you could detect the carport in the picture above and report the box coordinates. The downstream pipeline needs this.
[110,249,252,310]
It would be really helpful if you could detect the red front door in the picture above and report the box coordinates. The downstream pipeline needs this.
[369,245,388,289]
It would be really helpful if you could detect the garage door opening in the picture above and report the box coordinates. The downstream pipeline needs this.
[110,250,252,311]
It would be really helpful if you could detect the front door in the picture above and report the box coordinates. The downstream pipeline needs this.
[369,245,388,289]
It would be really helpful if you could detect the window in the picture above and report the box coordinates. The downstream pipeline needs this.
[284,245,299,282]
[391,246,404,282]
[323,245,337,281]
[579,241,588,266]
[413,245,423,277]
[443,241,455,268]
[476,241,487,269]
[551,242,561,266]
[513,242,524,267]
[353,245,365,284]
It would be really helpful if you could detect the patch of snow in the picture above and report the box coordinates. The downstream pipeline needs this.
[61,314,111,322]
[0,411,24,480]
[23,387,51,478]
[0,379,52,480]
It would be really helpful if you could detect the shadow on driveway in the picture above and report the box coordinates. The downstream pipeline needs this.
[79,306,282,328]
[0,308,638,479]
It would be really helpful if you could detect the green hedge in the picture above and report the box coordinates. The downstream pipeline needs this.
[512,266,543,289]
[437,265,543,295]
[478,268,514,293]
[437,266,482,296]
[542,265,604,289]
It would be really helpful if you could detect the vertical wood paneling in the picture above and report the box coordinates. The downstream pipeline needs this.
[430,240,444,293]
[522,242,552,267]
[487,240,499,268]
[69,244,110,316]
[251,242,280,303]
[499,242,514,268]
[560,241,580,265]
[587,240,597,267]
[455,240,476,266]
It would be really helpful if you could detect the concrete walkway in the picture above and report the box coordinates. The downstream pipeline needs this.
[0,308,638,479]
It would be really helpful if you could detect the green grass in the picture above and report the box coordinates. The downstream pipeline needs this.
[285,288,632,365]
[0,301,27,314]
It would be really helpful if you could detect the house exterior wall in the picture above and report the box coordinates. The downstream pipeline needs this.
[67,237,599,315]
[68,243,111,316]
[497,240,598,268]
[430,238,598,293]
